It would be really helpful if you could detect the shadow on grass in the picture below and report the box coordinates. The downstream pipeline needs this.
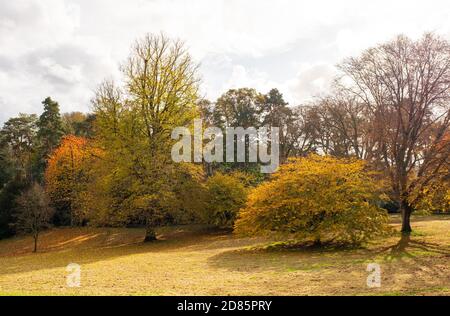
[207,240,365,273]
[1,224,449,278]
[352,233,450,290]
[208,233,450,274]
[0,225,238,276]
[372,234,450,260]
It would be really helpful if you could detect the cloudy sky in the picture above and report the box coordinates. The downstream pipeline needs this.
[1,0,450,125]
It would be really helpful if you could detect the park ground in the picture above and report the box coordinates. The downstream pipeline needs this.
[0,215,449,296]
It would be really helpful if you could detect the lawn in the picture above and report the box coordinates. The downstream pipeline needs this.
[0,215,449,296]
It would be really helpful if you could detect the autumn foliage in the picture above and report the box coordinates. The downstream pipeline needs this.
[44,135,99,225]
[235,155,389,245]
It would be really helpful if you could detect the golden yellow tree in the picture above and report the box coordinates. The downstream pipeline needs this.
[92,33,200,241]
[235,155,389,245]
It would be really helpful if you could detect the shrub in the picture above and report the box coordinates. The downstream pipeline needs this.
[235,155,389,246]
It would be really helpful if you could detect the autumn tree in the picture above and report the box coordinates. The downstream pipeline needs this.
[164,164,208,224]
[413,168,449,213]
[235,155,389,245]
[92,33,200,241]
[13,183,54,252]
[45,135,92,226]
[338,33,450,233]
[410,134,450,213]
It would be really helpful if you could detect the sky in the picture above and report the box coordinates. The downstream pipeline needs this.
[1,0,450,125]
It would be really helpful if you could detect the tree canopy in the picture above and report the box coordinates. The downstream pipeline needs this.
[235,155,389,245]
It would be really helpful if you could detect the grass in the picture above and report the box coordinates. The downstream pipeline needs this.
[0,215,449,296]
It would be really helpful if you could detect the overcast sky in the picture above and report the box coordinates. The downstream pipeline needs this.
[1,0,450,125]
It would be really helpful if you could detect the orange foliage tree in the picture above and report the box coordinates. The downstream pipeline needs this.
[44,135,99,225]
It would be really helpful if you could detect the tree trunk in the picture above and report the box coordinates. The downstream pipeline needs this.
[400,199,413,234]
[33,233,38,253]
[144,225,157,242]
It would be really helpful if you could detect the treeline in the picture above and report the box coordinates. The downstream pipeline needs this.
[0,98,95,239]
[0,33,449,251]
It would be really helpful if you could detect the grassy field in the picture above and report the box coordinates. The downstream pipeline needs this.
[0,215,449,296]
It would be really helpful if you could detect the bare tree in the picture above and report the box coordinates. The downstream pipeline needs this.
[289,106,317,157]
[13,183,54,252]
[339,33,450,233]
[313,94,374,159]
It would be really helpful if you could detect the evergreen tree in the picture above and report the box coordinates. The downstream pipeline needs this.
[37,97,64,155]
[35,97,64,181]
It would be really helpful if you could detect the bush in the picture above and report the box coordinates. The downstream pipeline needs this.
[204,173,248,228]
[235,155,389,246]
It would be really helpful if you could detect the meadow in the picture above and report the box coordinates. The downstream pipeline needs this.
[0,215,448,296]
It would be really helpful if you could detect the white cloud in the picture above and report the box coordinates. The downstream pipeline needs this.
[1,0,450,124]
[223,65,276,94]
[286,64,337,104]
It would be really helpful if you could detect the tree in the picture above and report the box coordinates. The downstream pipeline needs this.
[212,88,263,172]
[306,94,373,159]
[13,183,54,252]
[413,169,449,213]
[0,177,27,239]
[0,114,38,238]
[62,112,96,138]
[259,89,299,163]
[37,97,64,155]
[235,155,389,246]
[0,146,13,190]
[203,172,248,228]
[283,105,317,157]
[0,114,38,181]
[45,135,92,226]
[197,99,215,127]
[163,164,208,225]
[410,134,450,213]
[92,33,200,241]
[338,33,450,233]
[33,97,65,181]
[214,88,262,128]
[0,145,19,239]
